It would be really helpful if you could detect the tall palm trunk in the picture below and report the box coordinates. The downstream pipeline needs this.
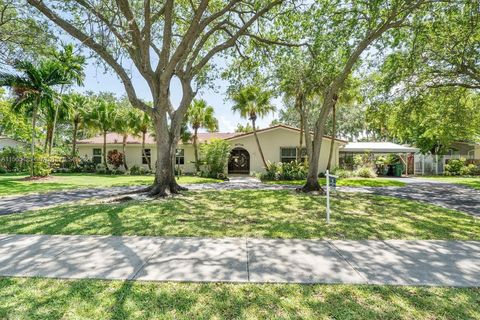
[142,131,151,171]
[44,124,53,153]
[103,130,108,170]
[30,101,37,176]
[298,114,304,162]
[50,85,65,156]
[251,117,267,168]
[193,126,200,172]
[327,103,336,171]
[71,120,78,158]
[122,134,128,171]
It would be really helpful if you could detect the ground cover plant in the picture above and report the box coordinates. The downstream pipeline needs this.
[0,190,477,240]
[0,278,478,320]
[0,174,221,196]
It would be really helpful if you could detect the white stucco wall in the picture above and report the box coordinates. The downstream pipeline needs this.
[77,127,344,174]
[0,138,24,150]
[226,128,341,174]
[475,145,480,159]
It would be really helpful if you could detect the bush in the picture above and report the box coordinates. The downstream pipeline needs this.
[354,166,377,178]
[0,166,7,174]
[75,157,96,173]
[96,163,107,174]
[445,159,466,176]
[129,165,150,175]
[200,139,231,179]
[332,168,354,178]
[260,161,308,181]
[0,147,28,172]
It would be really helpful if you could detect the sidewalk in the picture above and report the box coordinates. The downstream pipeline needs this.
[0,234,478,287]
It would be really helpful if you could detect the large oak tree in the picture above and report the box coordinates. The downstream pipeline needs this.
[26,0,289,196]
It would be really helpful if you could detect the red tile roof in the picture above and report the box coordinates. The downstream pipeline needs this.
[77,132,237,145]
[76,125,347,145]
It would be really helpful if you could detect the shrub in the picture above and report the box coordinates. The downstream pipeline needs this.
[0,166,7,174]
[200,139,231,179]
[354,166,377,178]
[75,157,96,173]
[0,147,28,172]
[107,150,124,169]
[260,161,308,181]
[332,168,354,178]
[445,159,466,176]
[129,165,150,175]
[96,163,107,174]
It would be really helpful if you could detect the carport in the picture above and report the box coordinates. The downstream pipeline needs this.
[339,142,419,176]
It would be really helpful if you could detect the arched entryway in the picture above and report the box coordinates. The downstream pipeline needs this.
[228,147,250,174]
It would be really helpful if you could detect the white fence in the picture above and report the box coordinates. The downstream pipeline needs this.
[414,154,475,175]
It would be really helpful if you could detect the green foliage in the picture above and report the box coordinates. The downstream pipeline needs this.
[129,165,150,176]
[235,123,253,133]
[0,147,27,172]
[354,167,378,179]
[259,161,309,181]
[332,168,354,179]
[231,85,275,122]
[445,159,480,176]
[200,139,231,179]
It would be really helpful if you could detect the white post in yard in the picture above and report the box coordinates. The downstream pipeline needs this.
[326,170,330,224]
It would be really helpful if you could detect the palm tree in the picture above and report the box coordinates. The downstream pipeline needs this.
[231,85,275,168]
[48,45,85,155]
[0,59,66,176]
[131,109,152,171]
[88,98,117,170]
[187,99,218,172]
[114,107,136,171]
[61,93,91,158]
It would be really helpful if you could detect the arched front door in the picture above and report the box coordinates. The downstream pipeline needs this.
[228,148,250,174]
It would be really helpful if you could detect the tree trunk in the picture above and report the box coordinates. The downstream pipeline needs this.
[327,102,336,171]
[30,102,37,177]
[302,92,337,193]
[50,85,64,156]
[142,131,151,171]
[103,130,109,171]
[193,127,200,173]
[71,120,78,158]
[148,115,187,197]
[44,124,53,153]
[251,118,267,168]
[122,134,128,171]
[298,113,304,162]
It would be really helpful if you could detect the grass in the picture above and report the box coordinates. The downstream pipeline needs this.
[0,277,478,319]
[1,190,477,240]
[0,173,221,196]
[263,177,406,187]
[421,176,480,190]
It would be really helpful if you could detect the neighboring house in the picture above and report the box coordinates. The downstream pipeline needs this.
[0,136,25,150]
[77,124,347,174]
[447,141,480,160]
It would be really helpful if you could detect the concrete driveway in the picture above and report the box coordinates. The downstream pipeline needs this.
[343,178,480,217]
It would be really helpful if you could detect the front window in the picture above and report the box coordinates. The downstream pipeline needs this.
[142,149,151,164]
[280,147,307,163]
[92,148,102,164]
[175,149,185,165]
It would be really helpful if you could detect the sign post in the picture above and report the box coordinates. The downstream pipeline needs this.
[325,170,337,224]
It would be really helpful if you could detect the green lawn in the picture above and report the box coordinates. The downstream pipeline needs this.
[263,177,406,187]
[0,173,221,196]
[422,176,480,189]
[0,278,478,320]
[1,190,477,240]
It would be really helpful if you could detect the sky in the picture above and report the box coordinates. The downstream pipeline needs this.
[77,60,280,133]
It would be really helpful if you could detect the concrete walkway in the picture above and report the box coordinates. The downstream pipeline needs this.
[0,234,478,287]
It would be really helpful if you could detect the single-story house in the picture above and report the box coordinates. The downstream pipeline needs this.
[0,136,25,150]
[77,124,347,174]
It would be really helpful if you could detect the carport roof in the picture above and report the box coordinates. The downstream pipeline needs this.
[340,142,418,153]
